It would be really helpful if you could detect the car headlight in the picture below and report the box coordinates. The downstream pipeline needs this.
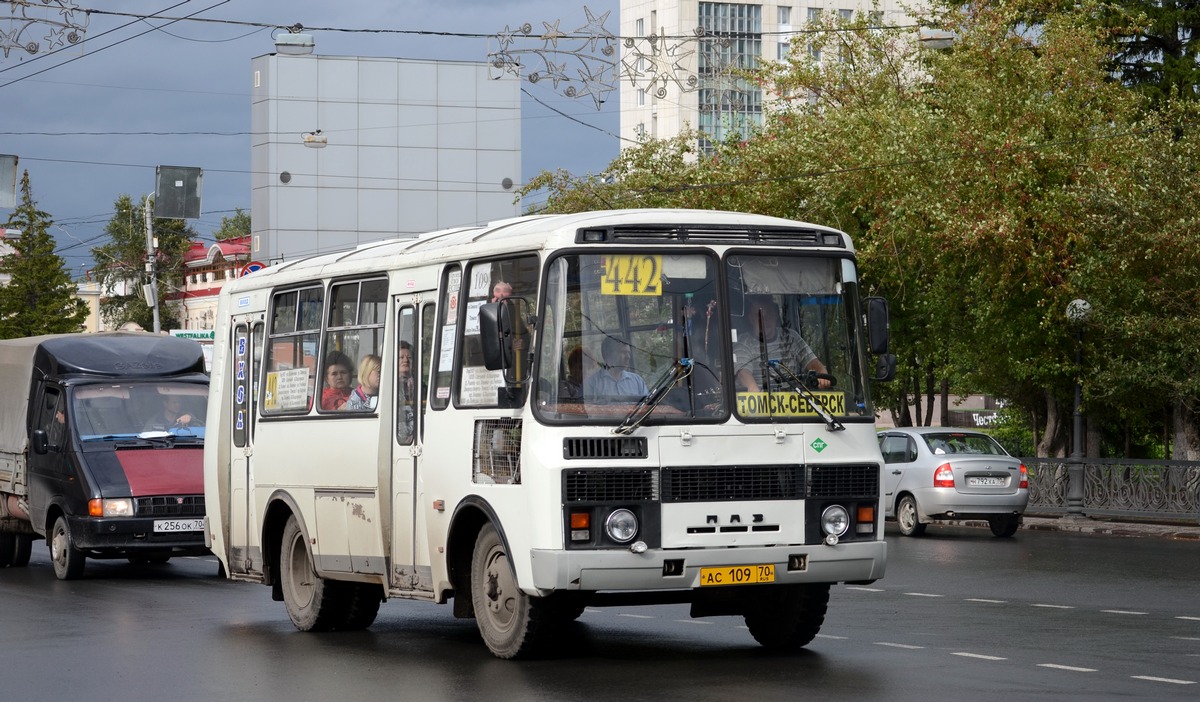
[821,504,850,538]
[89,498,133,518]
[604,508,638,543]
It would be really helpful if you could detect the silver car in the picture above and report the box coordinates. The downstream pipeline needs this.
[877,427,1029,537]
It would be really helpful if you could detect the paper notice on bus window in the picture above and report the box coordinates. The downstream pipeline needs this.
[439,325,457,367]
[264,368,310,411]
[465,300,485,335]
[460,366,504,404]
[736,391,846,417]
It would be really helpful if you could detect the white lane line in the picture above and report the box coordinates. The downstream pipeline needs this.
[1032,604,1074,609]
[1038,664,1097,673]
[816,634,848,640]
[1101,610,1148,615]
[846,586,884,592]
[1172,636,1200,642]
[904,592,945,598]
[674,619,714,625]
[965,598,1007,604]
[875,642,924,649]
[1177,616,1200,622]
[617,613,654,619]
[1130,676,1196,685]
[952,652,1007,661]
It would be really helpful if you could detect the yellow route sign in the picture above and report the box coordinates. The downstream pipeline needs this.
[736,391,846,417]
[601,254,662,296]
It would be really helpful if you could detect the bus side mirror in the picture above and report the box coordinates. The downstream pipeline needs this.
[479,302,512,371]
[32,429,49,455]
[866,297,890,355]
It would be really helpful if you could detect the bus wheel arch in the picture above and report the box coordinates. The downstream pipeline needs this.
[446,499,493,619]
[262,493,302,602]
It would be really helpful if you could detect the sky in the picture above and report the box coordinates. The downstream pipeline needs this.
[0,0,622,277]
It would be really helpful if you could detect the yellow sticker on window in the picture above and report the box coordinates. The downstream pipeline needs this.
[601,255,663,296]
[736,391,846,417]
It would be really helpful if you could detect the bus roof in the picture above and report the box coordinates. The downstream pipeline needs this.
[227,209,850,292]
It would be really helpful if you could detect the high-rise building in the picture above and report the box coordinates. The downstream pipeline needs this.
[620,1,921,150]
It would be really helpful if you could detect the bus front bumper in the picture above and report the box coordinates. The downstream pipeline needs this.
[528,539,886,592]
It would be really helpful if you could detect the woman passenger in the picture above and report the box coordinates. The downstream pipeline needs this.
[345,354,381,411]
[320,352,353,410]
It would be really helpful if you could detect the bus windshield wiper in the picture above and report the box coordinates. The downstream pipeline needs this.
[612,358,693,436]
[767,360,845,432]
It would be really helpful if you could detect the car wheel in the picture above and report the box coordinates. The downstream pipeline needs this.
[50,515,86,580]
[471,523,551,659]
[896,495,926,537]
[988,515,1020,538]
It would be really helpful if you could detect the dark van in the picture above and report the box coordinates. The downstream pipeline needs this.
[0,332,210,579]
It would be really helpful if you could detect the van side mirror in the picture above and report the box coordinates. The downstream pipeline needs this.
[866,297,890,355]
[32,429,49,455]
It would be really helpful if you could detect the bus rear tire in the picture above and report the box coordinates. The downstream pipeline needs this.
[50,515,85,580]
[340,582,383,630]
[280,515,345,632]
[471,523,550,659]
[744,583,830,650]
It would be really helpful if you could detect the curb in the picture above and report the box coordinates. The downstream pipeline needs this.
[934,516,1200,541]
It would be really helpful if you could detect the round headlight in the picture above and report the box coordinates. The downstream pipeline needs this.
[604,508,638,543]
[821,505,850,537]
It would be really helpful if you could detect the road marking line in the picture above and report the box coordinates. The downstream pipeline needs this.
[1038,664,1097,673]
[1177,616,1200,622]
[617,613,654,619]
[1130,676,1196,685]
[1172,636,1200,641]
[846,586,884,592]
[875,642,924,649]
[904,592,945,597]
[952,652,1007,661]
[816,634,848,640]
[675,619,714,625]
[965,598,1007,604]
[1101,610,1147,615]
[1032,604,1074,609]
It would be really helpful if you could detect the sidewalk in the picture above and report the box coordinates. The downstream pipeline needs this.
[1020,515,1200,541]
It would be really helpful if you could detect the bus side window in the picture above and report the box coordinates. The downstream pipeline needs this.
[397,305,416,444]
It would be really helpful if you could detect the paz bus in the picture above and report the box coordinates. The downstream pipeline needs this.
[203,209,896,659]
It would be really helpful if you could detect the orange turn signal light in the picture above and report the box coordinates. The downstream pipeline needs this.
[857,505,875,523]
[570,512,590,529]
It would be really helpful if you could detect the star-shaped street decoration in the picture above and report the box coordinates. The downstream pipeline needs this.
[540,19,567,50]
[567,62,616,110]
[574,6,614,54]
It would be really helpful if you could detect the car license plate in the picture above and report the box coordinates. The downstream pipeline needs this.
[699,564,775,586]
[968,477,1006,487]
[153,518,204,533]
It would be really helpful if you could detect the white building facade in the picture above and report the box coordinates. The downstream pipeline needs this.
[250,54,523,264]
[620,1,921,150]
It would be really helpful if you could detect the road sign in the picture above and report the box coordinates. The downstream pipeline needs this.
[241,261,266,277]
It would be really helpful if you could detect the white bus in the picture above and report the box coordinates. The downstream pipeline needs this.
[204,209,896,659]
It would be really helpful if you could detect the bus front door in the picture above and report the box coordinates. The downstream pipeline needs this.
[229,319,263,576]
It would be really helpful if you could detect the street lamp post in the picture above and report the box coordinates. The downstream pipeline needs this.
[1065,298,1091,517]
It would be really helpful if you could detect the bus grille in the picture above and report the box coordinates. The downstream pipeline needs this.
[563,436,648,460]
[662,465,803,503]
[806,464,880,498]
[135,495,205,517]
[564,469,659,502]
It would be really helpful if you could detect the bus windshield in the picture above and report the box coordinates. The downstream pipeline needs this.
[534,251,874,426]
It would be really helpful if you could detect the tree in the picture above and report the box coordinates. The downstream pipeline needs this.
[1101,0,1200,105]
[91,194,197,331]
[0,171,89,339]
[214,208,250,241]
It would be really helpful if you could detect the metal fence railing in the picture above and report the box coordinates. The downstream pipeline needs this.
[1023,458,1200,524]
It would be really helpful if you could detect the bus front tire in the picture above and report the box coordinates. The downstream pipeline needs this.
[470,523,550,659]
[280,515,344,632]
[744,583,830,650]
[50,515,85,580]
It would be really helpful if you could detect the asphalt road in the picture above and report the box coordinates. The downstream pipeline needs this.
[1,523,1195,702]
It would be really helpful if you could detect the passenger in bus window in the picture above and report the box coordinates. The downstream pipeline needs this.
[560,345,584,401]
[345,354,381,411]
[320,352,354,410]
[396,341,415,442]
[491,281,513,302]
[397,341,415,398]
[733,296,830,391]
[585,337,648,399]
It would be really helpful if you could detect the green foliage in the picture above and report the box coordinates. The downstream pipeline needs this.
[0,171,89,338]
[91,194,197,330]
[214,208,250,241]
[1099,0,1200,106]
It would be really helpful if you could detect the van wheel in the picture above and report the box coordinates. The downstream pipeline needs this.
[471,523,551,659]
[50,515,86,580]
[279,514,345,631]
[11,535,32,567]
[0,534,14,566]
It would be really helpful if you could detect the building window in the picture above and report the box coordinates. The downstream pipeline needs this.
[778,6,791,25]
[808,7,822,22]
[838,8,853,21]
[778,40,790,59]
[698,2,763,153]
[637,88,645,106]
[636,18,644,36]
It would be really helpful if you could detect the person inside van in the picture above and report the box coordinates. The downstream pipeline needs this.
[321,352,354,410]
[144,394,200,431]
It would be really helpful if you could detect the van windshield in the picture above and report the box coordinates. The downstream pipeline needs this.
[71,383,208,440]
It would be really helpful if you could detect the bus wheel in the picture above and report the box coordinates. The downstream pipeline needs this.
[744,583,830,650]
[471,523,549,659]
[280,515,344,632]
[339,582,383,630]
[11,534,33,567]
[50,515,86,580]
[0,534,14,566]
